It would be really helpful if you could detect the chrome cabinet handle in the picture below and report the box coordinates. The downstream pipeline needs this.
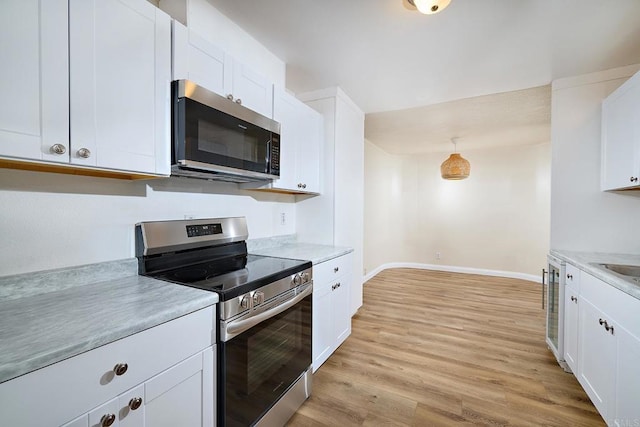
[332,282,341,290]
[101,414,116,427]
[334,267,339,273]
[566,274,573,280]
[631,177,638,183]
[128,397,143,411]
[298,183,303,188]
[113,363,128,376]
[77,147,91,158]
[598,318,614,334]
[50,144,67,155]
[570,296,577,302]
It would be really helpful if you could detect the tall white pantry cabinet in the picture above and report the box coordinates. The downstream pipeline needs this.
[297,88,365,316]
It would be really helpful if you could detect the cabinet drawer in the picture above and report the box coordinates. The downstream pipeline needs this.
[581,273,640,337]
[313,253,353,285]
[565,264,580,291]
[0,306,215,427]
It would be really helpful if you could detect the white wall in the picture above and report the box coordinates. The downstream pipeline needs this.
[363,140,406,269]
[364,142,551,279]
[550,65,640,253]
[0,170,295,276]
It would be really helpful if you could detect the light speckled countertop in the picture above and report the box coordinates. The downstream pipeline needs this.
[550,250,640,300]
[248,237,353,265]
[0,259,218,384]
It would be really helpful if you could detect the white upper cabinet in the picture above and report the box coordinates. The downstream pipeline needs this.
[601,70,640,190]
[0,0,171,176]
[172,21,229,97]
[262,87,321,194]
[230,60,273,118]
[70,0,171,175]
[0,0,69,163]
[172,21,273,118]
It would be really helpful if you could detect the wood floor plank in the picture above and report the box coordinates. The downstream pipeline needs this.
[287,269,605,426]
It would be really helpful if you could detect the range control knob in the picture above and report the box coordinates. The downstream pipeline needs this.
[240,294,251,309]
[301,272,310,283]
[292,274,302,287]
[253,291,265,305]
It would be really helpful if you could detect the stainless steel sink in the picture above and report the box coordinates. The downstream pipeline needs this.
[600,264,640,278]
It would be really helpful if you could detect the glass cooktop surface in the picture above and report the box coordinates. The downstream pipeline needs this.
[150,254,310,301]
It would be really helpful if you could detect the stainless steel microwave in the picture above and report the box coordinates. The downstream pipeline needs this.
[171,80,281,183]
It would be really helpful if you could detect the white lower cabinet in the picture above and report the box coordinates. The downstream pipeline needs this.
[66,348,214,427]
[0,306,215,427]
[562,266,640,426]
[578,297,616,419]
[614,326,640,426]
[563,286,579,372]
[312,253,352,372]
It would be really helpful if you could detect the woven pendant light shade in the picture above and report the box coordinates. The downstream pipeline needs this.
[440,153,470,180]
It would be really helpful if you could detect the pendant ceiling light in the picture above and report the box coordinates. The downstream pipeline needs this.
[441,138,470,180]
[408,0,452,14]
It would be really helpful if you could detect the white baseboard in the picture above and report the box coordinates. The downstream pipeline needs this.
[363,262,540,284]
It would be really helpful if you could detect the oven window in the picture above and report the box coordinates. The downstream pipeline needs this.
[183,98,271,173]
[221,294,311,427]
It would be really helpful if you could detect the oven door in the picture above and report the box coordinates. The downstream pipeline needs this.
[219,287,312,427]
[172,80,280,180]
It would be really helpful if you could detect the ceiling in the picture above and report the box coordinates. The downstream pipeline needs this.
[206,0,640,153]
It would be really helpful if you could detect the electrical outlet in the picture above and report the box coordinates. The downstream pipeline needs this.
[436,251,441,260]
[280,212,286,226]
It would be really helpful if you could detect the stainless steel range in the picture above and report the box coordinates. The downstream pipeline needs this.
[135,217,312,426]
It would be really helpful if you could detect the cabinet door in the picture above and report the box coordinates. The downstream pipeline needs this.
[578,297,616,420]
[332,276,352,348]
[119,385,145,427]
[145,347,214,427]
[272,88,301,191]
[89,396,121,427]
[0,0,69,163]
[312,281,334,372]
[614,325,640,425]
[62,415,89,427]
[172,21,230,98]
[564,289,579,372]
[231,59,273,118]
[601,71,640,190]
[296,104,322,194]
[69,0,171,174]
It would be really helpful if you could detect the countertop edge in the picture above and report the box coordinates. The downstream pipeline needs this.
[250,242,354,265]
[550,250,640,300]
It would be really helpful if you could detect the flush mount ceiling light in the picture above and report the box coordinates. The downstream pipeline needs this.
[441,138,470,180]
[408,0,452,14]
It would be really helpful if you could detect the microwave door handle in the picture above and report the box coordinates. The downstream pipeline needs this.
[223,284,312,341]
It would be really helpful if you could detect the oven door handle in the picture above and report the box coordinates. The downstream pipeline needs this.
[222,284,313,341]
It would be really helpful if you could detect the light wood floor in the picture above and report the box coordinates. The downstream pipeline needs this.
[287,268,604,426]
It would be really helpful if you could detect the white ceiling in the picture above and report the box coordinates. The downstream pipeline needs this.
[206,0,640,152]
